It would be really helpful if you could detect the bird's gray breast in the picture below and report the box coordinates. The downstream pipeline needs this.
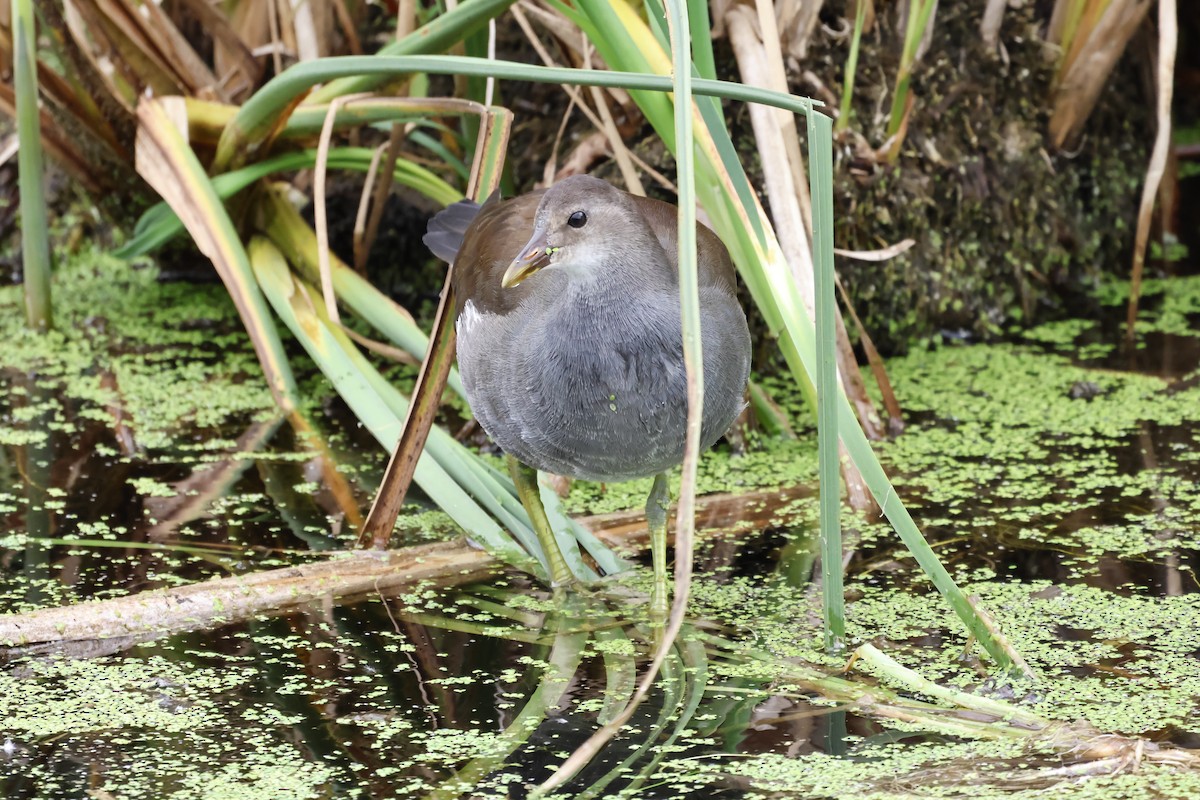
[457,282,749,483]
[457,288,682,481]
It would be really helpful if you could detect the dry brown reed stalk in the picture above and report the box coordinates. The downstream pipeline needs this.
[330,0,363,55]
[67,0,223,102]
[0,82,106,193]
[354,145,387,272]
[1046,0,1152,150]
[585,78,645,192]
[756,0,814,231]
[354,125,405,270]
[2,0,356,199]
[834,274,904,433]
[827,239,914,434]
[175,0,262,99]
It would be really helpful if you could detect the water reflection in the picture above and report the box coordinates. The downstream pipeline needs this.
[4,320,1200,796]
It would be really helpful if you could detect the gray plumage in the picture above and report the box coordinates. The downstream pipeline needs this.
[427,174,751,483]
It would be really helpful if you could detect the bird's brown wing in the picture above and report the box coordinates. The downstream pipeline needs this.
[425,190,546,317]
[629,194,739,294]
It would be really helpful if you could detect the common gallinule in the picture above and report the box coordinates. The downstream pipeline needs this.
[425,174,751,613]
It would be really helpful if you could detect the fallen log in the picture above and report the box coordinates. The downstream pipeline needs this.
[0,486,806,652]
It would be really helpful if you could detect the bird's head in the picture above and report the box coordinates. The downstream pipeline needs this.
[501,175,636,288]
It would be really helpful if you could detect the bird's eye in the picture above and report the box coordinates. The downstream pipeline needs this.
[567,210,588,229]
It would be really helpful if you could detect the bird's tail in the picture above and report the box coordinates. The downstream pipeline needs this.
[422,199,482,264]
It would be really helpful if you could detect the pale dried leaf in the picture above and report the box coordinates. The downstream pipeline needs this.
[834,238,916,261]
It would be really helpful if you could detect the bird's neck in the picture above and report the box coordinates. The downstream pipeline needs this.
[559,231,676,293]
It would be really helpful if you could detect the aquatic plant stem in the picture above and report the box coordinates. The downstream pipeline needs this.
[810,107,845,650]
[885,0,938,149]
[360,270,460,549]
[855,643,1047,726]
[214,56,825,170]
[135,99,299,412]
[836,0,868,134]
[13,0,52,331]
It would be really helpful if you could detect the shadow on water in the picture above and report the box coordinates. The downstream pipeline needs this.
[4,284,1200,796]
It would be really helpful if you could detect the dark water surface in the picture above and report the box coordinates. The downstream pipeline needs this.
[3,283,1200,798]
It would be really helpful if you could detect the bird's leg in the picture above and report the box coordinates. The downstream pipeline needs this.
[645,472,671,620]
[507,454,575,590]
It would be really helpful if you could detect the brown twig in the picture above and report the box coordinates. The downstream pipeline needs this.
[1125,0,1176,342]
